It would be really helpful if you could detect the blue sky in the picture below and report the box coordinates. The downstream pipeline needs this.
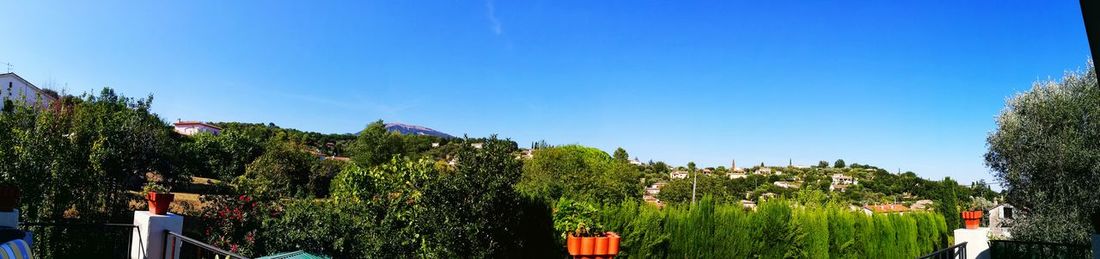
[0,1,1091,185]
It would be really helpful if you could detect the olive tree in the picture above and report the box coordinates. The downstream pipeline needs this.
[985,62,1100,243]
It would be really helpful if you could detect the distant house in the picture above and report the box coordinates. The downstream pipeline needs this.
[755,167,772,175]
[741,200,757,210]
[909,199,935,211]
[643,182,667,207]
[863,204,909,215]
[173,121,222,136]
[1,73,58,109]
[990,204,1016,238]
[645,182,666,196]
[773,181,800,189]
[670,171,689,179]
[324,156,351,162]
[728,172,747,179]
[829,174,858,192]
[470,143,484,149]
[629,158,644,166]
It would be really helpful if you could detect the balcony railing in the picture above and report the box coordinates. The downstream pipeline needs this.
[20,221,138,258]
[917,242,966,259]
[164,230,250,259]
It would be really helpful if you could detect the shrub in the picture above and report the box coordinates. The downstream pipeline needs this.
[601,199,950,258]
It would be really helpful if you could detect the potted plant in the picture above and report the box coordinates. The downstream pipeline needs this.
[143,182,174,215]
[554,199,621,259]
[962,210,982,229]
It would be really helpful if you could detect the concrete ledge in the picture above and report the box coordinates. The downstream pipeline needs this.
[130,211,183,259]
[954,228,990,259]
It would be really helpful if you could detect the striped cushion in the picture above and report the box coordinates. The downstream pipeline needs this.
[0,239,30,259]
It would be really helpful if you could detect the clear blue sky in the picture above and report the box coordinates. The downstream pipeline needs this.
[1,1,1091,185]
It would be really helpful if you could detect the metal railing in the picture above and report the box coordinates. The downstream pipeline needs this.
[917,242,967,259]
[989,239,1092,258]
[20,222,139,259]
[164,230,249,259]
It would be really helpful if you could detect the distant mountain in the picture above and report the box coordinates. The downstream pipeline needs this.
[384,123,454,138]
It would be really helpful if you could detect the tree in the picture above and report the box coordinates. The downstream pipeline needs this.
[613,147,629,161]
[936,177,961,231]
[833,159,846,168]
[418,136,536,257]
[236,143,317,198]
[817,161,829,168]
[517,145,641,204]
[985,62,1100,244]
[349,120,405,167]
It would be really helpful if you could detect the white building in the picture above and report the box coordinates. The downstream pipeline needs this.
[728,172,747,179]
[830,173,858,192]
[989,204,1016,238]
[1,73,57,109]
[173,121,222,136]
[773,181,800,189]
[670,171,688,179]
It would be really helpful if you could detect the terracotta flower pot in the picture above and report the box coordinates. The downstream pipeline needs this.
[594,236,608,255]
[147,192,175,215]
[0,186,20,212]
[567,235,581,255]
[566,232,622,259]
[962,210,982,229]
[580,236,595,255]
[607,232,621,255]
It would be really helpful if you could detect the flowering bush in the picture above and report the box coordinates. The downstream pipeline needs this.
[198,194,268,256]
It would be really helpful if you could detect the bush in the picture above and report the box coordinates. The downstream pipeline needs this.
[601,198,950,258]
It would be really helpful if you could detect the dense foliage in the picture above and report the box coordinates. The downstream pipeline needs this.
[0,89,190,257]
[986,61,1100,244]
[600,197,949,258]
[517,145,642,204]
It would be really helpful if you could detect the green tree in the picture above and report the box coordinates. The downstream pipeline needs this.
[985,62,1100,243]
[613,147,629,161]
[936,177,961,231]
[834,159,846,168]
[517,145,642,204]
[237,143,317,198]
[1,88,189,257]
[817,161,829,168]
[348,120,405,167]
[418,136,532,257]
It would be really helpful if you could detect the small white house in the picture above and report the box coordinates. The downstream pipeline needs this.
[1,73,57,109]
[773,181,800,189]
[989,204,1016,238]
[670,171,688,179]
[173,121,222,136]
[830,174,858,192]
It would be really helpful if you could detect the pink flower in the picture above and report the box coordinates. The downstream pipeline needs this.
[230,244,239,253]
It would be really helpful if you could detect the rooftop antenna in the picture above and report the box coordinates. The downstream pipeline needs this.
[4,62,12,73]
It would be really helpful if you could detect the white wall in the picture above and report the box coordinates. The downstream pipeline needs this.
[0,74,52,107]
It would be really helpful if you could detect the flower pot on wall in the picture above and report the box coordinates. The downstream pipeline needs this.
[566,232,622,259]
[962,210,982,229]
[567,235,581,255]
[0,187,20,212]
[147,192,175,215]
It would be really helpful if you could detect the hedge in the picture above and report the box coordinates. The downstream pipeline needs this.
[600,197,950,258]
